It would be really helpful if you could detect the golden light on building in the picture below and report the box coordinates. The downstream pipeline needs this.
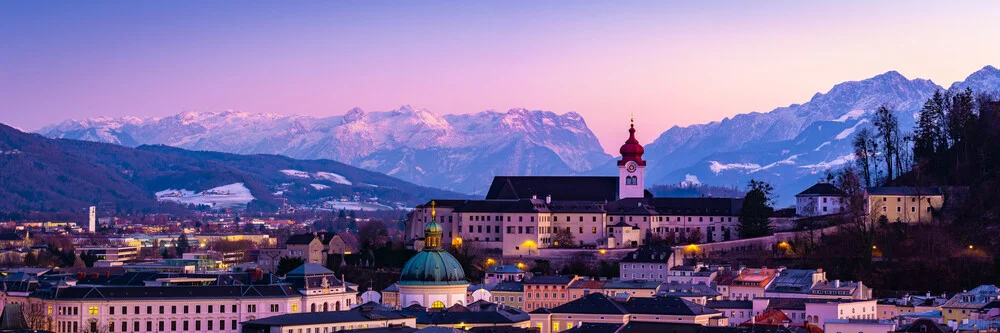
[516,262,526,270]
[599,249,607,255]
[451,237,463,247]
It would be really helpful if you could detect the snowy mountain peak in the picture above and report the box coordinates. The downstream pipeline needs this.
[344,107,366,123]
[950,65,1000,92]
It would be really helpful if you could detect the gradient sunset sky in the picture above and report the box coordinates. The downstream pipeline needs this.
[2,1,998,153]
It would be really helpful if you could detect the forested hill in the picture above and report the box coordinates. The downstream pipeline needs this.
[0,123,468,213]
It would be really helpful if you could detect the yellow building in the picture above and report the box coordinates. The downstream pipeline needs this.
[490,281,525,309]
[941,285,1000,325]
[866,187,944,223]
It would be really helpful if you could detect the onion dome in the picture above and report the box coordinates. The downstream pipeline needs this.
[618,121,646,166]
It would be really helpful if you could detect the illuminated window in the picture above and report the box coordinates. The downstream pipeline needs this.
[431,301,445,309]
[291,304,299,312]
[89,306,99,315]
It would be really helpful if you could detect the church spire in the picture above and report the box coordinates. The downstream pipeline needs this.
[423,201,443,250]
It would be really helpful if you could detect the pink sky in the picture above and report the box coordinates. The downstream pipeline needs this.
[1,1,998,153]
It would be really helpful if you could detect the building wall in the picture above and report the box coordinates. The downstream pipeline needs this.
[619,262,669,280]
[397,284,467,309]
[491,291,524,310]
[523,282,572,312]
[550,213,607,246]
[247,317,416,333]
[867,194,944,223]
[804,300,879,327]
[823,320,896,333]
[529,313,629,333]
[796,196,845,217]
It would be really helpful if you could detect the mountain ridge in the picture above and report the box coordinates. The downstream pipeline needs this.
[40,107,613,194]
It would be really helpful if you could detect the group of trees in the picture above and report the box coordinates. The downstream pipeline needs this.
[853,89,1000,187]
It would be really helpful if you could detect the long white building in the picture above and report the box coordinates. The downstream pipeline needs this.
[407,121,746,256]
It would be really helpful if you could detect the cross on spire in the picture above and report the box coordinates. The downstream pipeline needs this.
[430,200,436,220]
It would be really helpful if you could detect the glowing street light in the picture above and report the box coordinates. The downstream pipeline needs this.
[599,249,607,255]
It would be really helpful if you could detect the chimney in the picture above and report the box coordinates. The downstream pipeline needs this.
[532,194,537,200]
[546,195,551,204]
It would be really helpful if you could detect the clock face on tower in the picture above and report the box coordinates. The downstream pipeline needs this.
[625,161,637,173]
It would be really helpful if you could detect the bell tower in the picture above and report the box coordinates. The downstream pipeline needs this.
[618,116,646,199]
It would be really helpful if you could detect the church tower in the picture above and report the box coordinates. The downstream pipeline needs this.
[618,117,646,199]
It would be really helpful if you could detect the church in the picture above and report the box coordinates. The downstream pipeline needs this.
[406,120,745,256]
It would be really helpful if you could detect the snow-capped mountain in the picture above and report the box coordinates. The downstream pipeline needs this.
[40,106,612,194]
[629,66,1000,204]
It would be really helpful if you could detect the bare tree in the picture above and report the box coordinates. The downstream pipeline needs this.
[24,301,53,331]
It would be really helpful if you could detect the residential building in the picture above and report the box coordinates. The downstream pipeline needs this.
[485,265,527,288]
[401,301,531,330]
[795,183,847,217]
[491,282,525,310]
[240,303,415,333]
[73,246,138,264]
[941,285,1000,325]
[523,276,580,312]
[706,300,754,326]
[824,318,897,333]
[602,280,662,298]
[528,293,726,333]
[619,247,671,280]
[730,268,778,300]
[866,187,945,223]
[567,279,606,302]
[658,282,722,305]
[667,263,721,285]
[877,293,949,320]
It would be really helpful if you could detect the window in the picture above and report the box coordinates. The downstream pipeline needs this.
[431,301,445,309]
[183,305,189,314]
[89,306,99,315]
[171,306,176,314]
[592,227,597,233]
[292,304,299,312]
[110,307,115,315]
[232,304,237,312]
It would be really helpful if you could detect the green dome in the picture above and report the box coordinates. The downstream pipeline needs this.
[398,250,467,285]
[424,220,442,234]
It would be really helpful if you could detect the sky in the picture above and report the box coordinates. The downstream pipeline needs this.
[2,1,999,154]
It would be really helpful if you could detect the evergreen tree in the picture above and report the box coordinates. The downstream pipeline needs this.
[176,233,191,256]
[738,179,774,238]
[914,91,947,160]
[276,256,306,276]
[853,126,876,187]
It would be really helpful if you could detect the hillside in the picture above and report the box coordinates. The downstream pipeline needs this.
[0,124,467,212]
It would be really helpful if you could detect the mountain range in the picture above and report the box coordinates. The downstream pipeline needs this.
[40,107,611,195]
[0,123,466,212]
[36,66,1000,206]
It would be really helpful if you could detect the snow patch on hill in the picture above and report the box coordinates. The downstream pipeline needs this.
[709,161,762,174]
[835,119,868,140]
[310,184,330,190]
[316,172,352,186]
[155,183,254,208]
[281,170,352,186]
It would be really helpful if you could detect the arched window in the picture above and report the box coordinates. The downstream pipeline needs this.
[310,303,316,312]
[335,301,341,311]
[323,303,328,312]
[431,301,445,309]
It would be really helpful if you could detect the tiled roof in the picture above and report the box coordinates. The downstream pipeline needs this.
[796,183,847,197]
[550,293,629,314]
[491,281,524,293]
[706,300,753,309]
[485,176,619,202]
[244,305,410,326]
[285,233,318,245]
[563,323,624,333]
[620,247,673,263]
[524,275,576,285]
[623,296,719,316]
[604,280,662,290]
[866,187,943,196]
[454,199,550,213]
[765,269,818,294]
[404,306,529,325]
